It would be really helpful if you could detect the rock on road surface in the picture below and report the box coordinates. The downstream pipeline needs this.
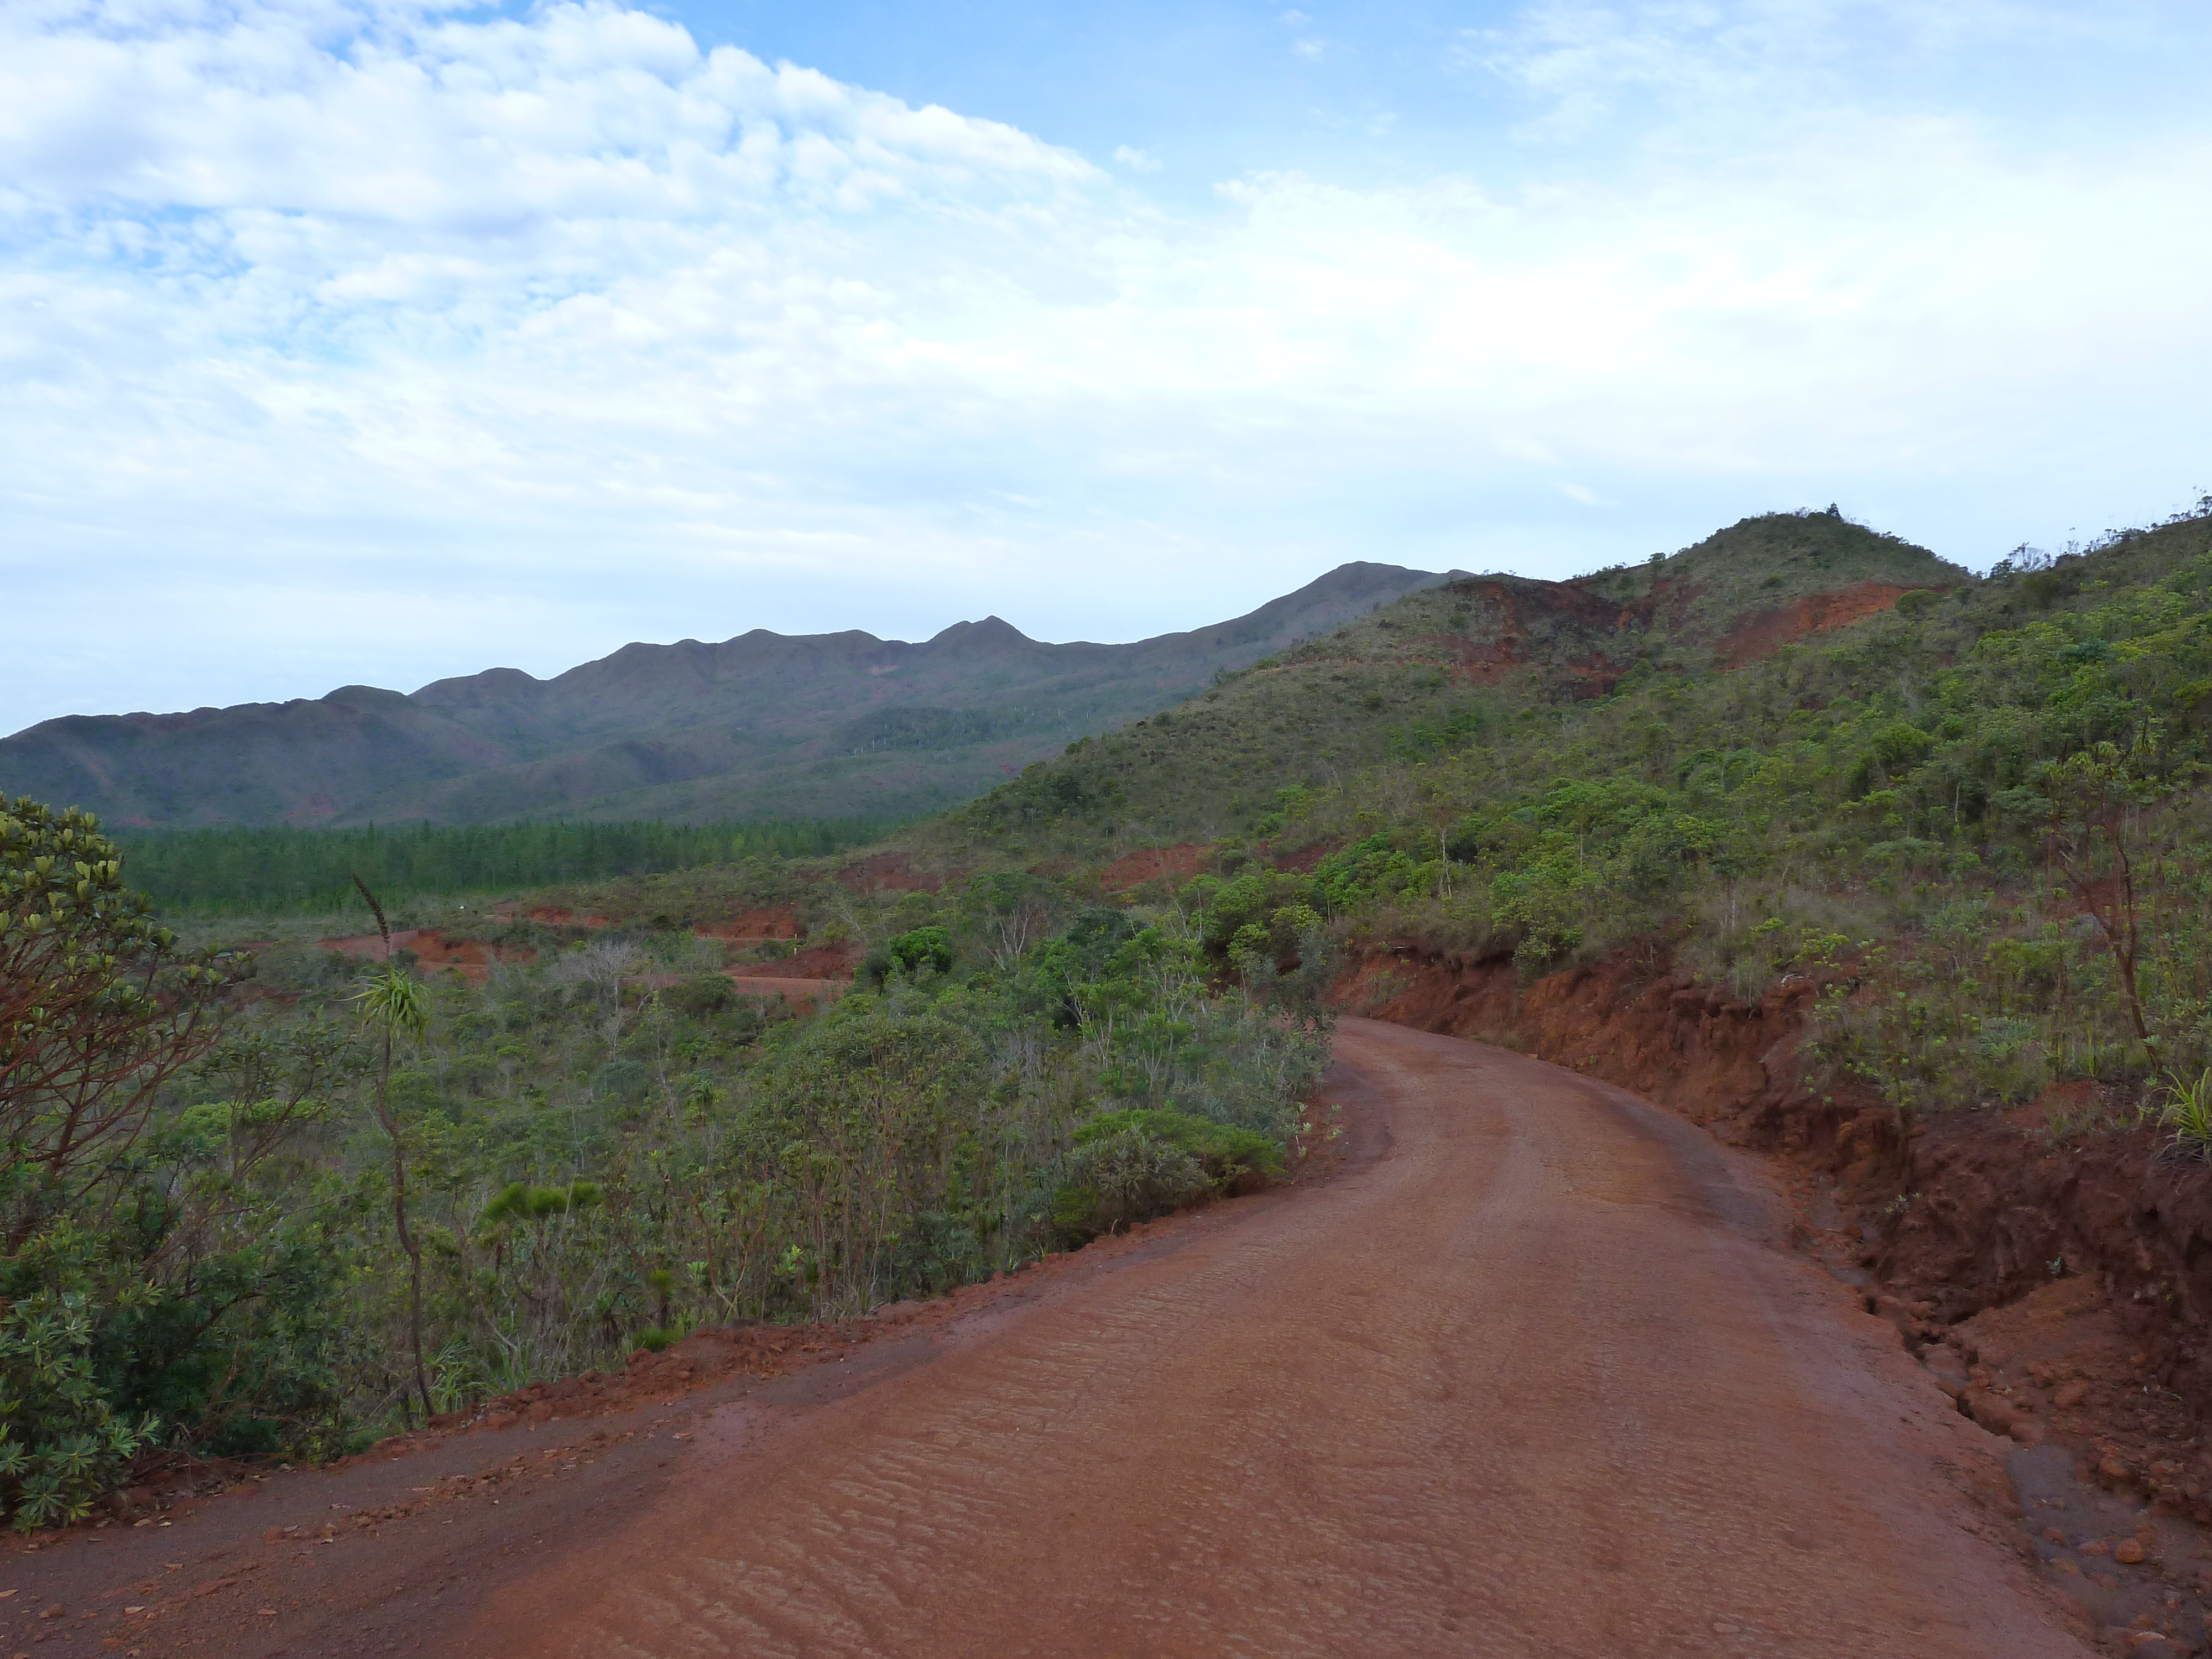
[454,1018,2084,1658]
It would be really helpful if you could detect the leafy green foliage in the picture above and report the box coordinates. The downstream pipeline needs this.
[1073,1108,1284,1190]
[0,801,348,1520]
[922,512,1966,858]
[927,500,2212,1133]
[0,1280,155,1531]
[2,799,239,1235]
[2162,1069,2212,1159]
[858,925,956,987]
[1038,1130,1208,1245]
[0,828,1331,1493]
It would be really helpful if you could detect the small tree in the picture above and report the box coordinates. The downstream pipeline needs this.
[1,796,236,1528]
[2,798,238,1248]
[348,879,434,1424]
[962,870,1057,968]
[2042,743,2169,1051]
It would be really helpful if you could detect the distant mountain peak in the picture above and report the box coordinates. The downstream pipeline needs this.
[926,616,1033,649]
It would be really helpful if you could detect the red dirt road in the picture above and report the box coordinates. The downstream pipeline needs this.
[463,1019,2080,1658]
[3,1020,2087,1658]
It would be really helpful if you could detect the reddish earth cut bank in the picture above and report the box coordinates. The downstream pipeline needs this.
[1333,943,2212,1532]
[2,1021,2134,1657]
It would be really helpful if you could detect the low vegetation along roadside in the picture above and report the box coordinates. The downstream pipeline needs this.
[0,807,1329,1530]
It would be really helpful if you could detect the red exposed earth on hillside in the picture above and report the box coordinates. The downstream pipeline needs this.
[694,906,802,941]
[1098,843,1209,892]
[315,928,530,980]
[1718,582,1948,668]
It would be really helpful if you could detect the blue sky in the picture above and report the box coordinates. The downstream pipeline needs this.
[3,0,2209,731]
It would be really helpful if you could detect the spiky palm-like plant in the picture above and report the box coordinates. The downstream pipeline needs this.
[349,878,433,1424]
[2161,1069,2212,1160]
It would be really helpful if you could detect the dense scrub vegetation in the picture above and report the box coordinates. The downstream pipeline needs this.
[925,509,1970,858]
[117,817,900,916]
[0,818,1328,1528]
[945,503,2212,1130]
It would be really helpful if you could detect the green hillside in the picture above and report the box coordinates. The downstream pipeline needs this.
[920,509,1969,858]
[936,502,2212,1115]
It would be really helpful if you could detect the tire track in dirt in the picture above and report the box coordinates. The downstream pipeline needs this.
[455,1019,2089,1659]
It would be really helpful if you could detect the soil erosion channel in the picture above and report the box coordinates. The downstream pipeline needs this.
[457,1018,2079,1658]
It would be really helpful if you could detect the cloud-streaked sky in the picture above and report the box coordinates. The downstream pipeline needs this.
[5,0,2209,733]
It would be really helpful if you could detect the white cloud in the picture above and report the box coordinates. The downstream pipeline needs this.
[1460,0,2166,142]
[1113,143,1162,173]
[1,0,2208,728]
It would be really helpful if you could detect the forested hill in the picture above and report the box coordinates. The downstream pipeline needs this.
[910,497,2212,1139]
[919,508,1974,857]
[0,561,1454,831]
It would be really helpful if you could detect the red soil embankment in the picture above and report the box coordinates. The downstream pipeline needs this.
[1333,942,2212,1499]
[1330,946,1836,1151]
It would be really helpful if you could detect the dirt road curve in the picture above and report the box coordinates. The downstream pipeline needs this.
[453,1018,2080,1658]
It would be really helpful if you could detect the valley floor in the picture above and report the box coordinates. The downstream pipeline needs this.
[3,1022,2114,1657]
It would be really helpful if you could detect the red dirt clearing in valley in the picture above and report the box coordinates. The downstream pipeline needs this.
[722,974,848,1011]
[738,941,859,979]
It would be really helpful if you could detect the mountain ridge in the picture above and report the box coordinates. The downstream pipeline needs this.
[4,561,1462,828]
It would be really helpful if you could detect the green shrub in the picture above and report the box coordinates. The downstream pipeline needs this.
[885,1210,985,1297]
[0,1285,156,1532]
[1041,1129,1208,1244]
[858,925,956,987]
[1073,1108,1284,1192]
[664,974,737,1018]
